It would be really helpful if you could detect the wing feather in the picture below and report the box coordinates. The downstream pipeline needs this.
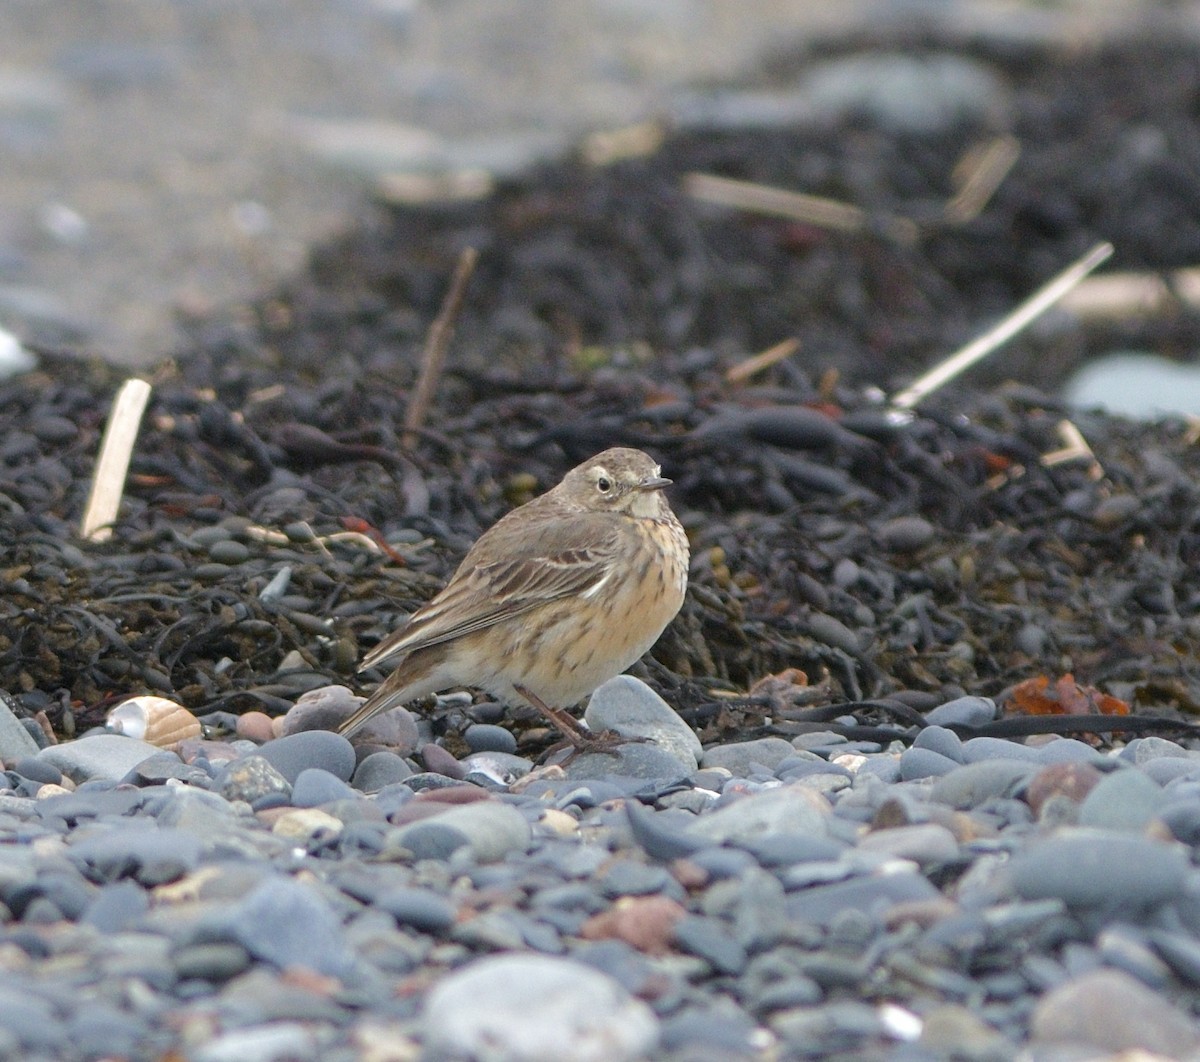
[359,511,622,672]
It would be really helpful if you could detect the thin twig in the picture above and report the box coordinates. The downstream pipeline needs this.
[944,135,1021,224]
[80,378,153,542]
[684,172,919,245]
[402,247,478,449]
[890,242,1114,411]
[725,338,801,384]
[1042,419,1104,479]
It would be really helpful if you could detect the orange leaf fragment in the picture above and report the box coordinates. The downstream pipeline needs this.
[1007,673,1129,717]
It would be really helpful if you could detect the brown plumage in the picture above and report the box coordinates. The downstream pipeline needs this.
[339,447,689,741]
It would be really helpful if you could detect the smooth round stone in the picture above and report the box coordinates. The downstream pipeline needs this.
[394,801,531,863]
[687,846,759,880]
[659,1006,761,1055]
[289,767,358,807]
[857,823,959,865]
[737,832,845,867]
[351,750,413,793]
[38,734,162,784]
[856,755,901,783]
[10,757,61,785]
[423,953,659,1062]
[690,785,830,844]
[375,886,456,932]
[217,756,292,804]
[1143,758,1200,785]
[68,1003,144,1060]
[929,760,1037,809]
[899,746,960,781]
[221,876,356,979]
[565,742,694,783]
[1010,830,1190,911]
[207,539,250,564]
[876,515,935,551]
[81,880,149,933]
[672,915,747,974]
[924,695,997,728]
[464,723,517,755]
[171,942,252,982]
[1078,767,1165,831]
[1033,738,1106,765]
[1129,736,1193,763]
[960,737,1042,764]
[257,731,356,783]
[918,1004,1014,1058]
[624,799,703,861]
[700,737,796,775]
[1159,799,1200,845]
[1031,968,1199,1056]
[235,711,275,743]
[67,826,203,886]
[584,675,701,771]
[420,743,466,779]
[911,726,965,762]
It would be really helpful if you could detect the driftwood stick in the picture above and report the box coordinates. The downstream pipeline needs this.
[80,378,153,542]
[890,242,1114,410]
[402,247,478,449]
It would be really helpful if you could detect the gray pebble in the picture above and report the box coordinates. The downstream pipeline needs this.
[960,737,1043,763]
[930,760,1037,809]
[857,823,959,865]
[912,725,965,762]
[673,914,747,975]
[921,691,998,724]
[290,767,359,807]
[464,723,517,754]
[394,800,531,863]
[375,886,457,932]
[1010,830,1189,912]
[39,733,161,783]
[690,785,830,844]
[1031,968,1200,1056]
[207,539,250,564]
[0,700,41,761]
[899,746,961,780]
[565,742,694,783]
[784,870,940,924]
[584,675,701,771]
[351,750,413,792]
[257,730,356,783]
[701,736,796,775]
[1078,767,1165,831]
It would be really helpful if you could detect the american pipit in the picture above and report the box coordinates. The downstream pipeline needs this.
[339,447,689,744]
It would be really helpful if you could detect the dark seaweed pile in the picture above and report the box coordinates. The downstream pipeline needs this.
[4,36,1200,744]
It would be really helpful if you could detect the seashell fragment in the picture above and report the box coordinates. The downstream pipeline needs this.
[106,696,201,748]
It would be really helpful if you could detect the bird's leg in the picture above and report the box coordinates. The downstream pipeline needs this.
[514,684,635,756]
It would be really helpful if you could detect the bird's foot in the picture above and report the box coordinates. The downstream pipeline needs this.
[514,684,642,759]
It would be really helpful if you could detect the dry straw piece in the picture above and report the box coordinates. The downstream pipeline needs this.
[80,377,153,542]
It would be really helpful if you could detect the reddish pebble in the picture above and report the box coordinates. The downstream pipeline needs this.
[1025,761,1103,816]
[236,711,276,743]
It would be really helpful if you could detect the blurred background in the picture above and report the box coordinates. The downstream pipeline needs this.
[0,0,1186,368]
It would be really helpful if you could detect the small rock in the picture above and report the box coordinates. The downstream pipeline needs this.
[924,695,997,728]
[584,676,701,771]
[423,953,660,1062]
[351,750,413,792]
[217,755,292,804]
[1078,767,1165,831]
[1031,968,1200,1056]
[39,733,161,783]
[290,767,358,807]
[257,730,356,784]
[690,785,830,844]
[393,800,531,862]
[464,723,517,755]
[700,737,796,775]
[236,712,276,743]
[270,808,344,843]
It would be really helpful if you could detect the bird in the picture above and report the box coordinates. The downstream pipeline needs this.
[338,447,689,745]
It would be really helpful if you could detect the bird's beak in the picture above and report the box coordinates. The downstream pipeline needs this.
[636,475,672,491]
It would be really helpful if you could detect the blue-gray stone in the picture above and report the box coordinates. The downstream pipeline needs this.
[217,756,292,804]
[290,767,358,807]
[257,730,356,783]
[912,725,965,762]
[690,785,829,844]
[930,760,1037,809]
[375,886,456,932]
[565,742,694,783]
[1011,830,1190,912]
[0,699,40,761]
[67,825,203,885]
[584,675,701,771]
[1078,768,1166,831]
[701,737,796,775]
[784,871,940,924]
[351,750,413,793]
[38,733,161,783]
[463,723,517,755]
[960,737,1043,764]
[899,746,960,780]
[81,880,150,933]
[673,915,747,974]
[221,876,356,978]
[924,696,997,728]
[393,801,530,863]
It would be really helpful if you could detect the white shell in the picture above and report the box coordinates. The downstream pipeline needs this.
[106,696,201,747]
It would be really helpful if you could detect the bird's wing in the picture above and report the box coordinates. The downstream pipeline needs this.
[358,512,622,672]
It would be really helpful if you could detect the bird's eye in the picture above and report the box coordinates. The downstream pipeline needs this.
[596,476,612,493]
